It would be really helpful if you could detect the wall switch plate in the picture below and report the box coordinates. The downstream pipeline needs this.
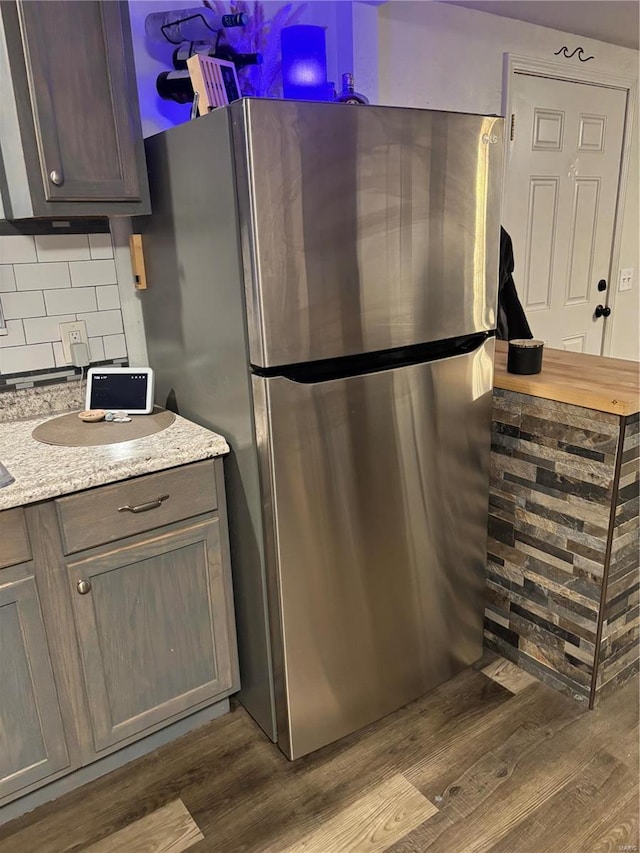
[60,320,89,363]
[619,268,634,292]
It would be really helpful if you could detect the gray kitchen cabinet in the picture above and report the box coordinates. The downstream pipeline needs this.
[0,508,70,801]
[0,0,150,219]
[66,517,238,753]
[0,459,238,813]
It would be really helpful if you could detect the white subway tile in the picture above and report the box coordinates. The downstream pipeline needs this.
[1,291,45,320]
[45,286,96,316]
[53,341,66,367]
[89,336,105,362]
[96,284,120,311]
[103,333,127,360]
[0,235,37,264]
[24,314,75,344]
[0,343,54,374]
[77,309,123,337]
[88,233,114,259]
[14,262,71,291]
[70,259,117,287]
[35,234,91,262]
[0,320,26,348]
[0,266,16,292]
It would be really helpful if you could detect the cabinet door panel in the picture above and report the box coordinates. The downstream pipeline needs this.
[0,507,31,569]
[0,578,69,800]
[17,0,141,202]
[68,519,236,752]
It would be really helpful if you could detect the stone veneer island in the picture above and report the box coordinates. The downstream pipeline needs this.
[486,341,639,707]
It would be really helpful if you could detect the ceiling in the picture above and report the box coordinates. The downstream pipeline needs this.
[438,1,640,50]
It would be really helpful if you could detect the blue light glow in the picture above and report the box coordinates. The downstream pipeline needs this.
[281,25,331,101]
[290,60,324,86]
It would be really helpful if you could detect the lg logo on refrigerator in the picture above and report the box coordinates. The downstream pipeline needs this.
[482,134,499,144]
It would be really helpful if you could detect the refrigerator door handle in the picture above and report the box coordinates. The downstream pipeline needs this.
[252,331,493,385]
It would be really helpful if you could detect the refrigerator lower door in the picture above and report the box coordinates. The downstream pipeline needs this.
[254,337,495,759]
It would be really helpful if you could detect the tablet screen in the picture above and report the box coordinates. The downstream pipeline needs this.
[89,372,150,412]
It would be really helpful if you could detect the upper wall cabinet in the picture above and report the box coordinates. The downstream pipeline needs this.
[0,1,150,220]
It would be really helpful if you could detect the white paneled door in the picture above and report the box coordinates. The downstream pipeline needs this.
[503,73,627,353]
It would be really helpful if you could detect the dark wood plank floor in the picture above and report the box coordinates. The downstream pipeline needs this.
[1,655,637,852]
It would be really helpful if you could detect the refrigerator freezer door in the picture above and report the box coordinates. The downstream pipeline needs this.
[233,99,503,368]
[254,337,495,759]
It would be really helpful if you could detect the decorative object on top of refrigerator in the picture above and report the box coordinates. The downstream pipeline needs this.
[335,72,369,105]
[145,6,247,44]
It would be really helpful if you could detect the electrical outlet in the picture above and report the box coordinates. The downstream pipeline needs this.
[619,268,634,292]
[60,320,89,363]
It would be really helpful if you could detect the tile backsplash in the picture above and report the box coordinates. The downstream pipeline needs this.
[0,232,127,385]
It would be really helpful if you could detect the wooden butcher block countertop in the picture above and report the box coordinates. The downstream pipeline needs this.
[493,340,640,417]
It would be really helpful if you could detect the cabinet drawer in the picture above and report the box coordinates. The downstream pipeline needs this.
[56,461,217,554]
[0,507,31,569]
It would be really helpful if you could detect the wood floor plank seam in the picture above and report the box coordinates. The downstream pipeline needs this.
[404,679,579,796]
[277,774,438,853]
[84,799,203,853]
[0,660,636,853]
[387,712,585,850]
[399,753,603,852]
[489,750,636,852]
[481,657,540,693]
[579,787,640,853]
[180,670,515,853]
[393,724,633,852]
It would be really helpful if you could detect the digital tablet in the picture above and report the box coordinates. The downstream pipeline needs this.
[85,367,155,415]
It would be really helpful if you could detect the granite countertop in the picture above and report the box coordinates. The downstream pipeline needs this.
[494,340,640,416]
[0,411,229,512]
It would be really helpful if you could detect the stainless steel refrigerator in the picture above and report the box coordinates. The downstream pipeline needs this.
[140,98,503,759]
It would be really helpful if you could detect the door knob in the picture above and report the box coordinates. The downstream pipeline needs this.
[594,304,611,318]
[77,579,92,595]
[597,279,607,292]
[49,169,64,186]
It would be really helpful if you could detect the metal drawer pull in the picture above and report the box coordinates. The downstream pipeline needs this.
[118,494,170,514]
[77,579,91,595]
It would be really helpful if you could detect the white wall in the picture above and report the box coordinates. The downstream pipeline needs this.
[355,0,639,360]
